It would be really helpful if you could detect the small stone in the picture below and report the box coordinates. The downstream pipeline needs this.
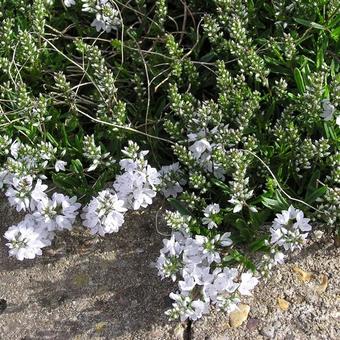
[246,317,260,330]
[229,304,250,328]
[313,230,324,240]
[95,321,107,333]
[316,274,328,294]
[293,266,313,282]
[277,297,290,311]
[261,326,275,338]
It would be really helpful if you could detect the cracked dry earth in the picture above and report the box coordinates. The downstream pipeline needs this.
[0,193,339,340]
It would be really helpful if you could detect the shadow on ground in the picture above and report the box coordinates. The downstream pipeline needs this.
[0,195,175,340]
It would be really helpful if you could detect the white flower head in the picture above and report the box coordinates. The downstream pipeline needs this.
[113,145,160,210]
[320,99,336,121]
[64,0,76,7]
[6,176,47,212]
[34,193,81,231]
[81,189,127,236]
[238,272,259,296]
[55,160,67,172]
[4,219,47,260]
[159,162,185,198]
[270,205,312,251]
[202,203,220,229]
[189,138,212,159]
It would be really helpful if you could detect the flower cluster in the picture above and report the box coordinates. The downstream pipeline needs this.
[113,141,161,210]
[2,139,160,258]
[1,139,81,260]
[157,204,259,321]
[157,228,259,321]
[270,206,312,252]
[81,141,160,235]
[83,135,115,172]
[81,190,126,236]
[65,0,121,32]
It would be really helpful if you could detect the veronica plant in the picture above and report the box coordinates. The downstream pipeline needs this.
[0,0,339,324]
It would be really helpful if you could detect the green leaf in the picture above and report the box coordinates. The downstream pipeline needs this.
[250,238,268,252]
[250,209,271,228]
[210,178,231,194]
[224,250,256,271]
[46,132,59,147]
[167,198,191,215]
[52,173,78,191]
[294,68,305,94]
[262,191,289,211]
[331,26,340,41]
[70,159,83,174]
[293,17,326,30]
[305,186,327,204]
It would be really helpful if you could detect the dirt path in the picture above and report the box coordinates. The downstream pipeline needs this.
[0,195,339,339]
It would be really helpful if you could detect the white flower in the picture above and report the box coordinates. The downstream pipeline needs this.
[238,272,259,296]
[64,0,76,6]
[273,251,285,265]
[131,187,157,210]
[167,293,209,321]
[272,205,298,228]
[179,273,196,292]
[34,193,81,231]
[219,232,233,247]
[113,147,160,210]
[203,267,239,302]
[320,99,336,121]
[190,299,209,320]
[228,198,243,213]
[4,220,47,260]
[270,206,312,251]
[336,115,340,126]
[6,176,47,212]
[88,1,121,33]
[10,140,21,159]
[55,160,67,172]
[157,253,180,281]
[189,139,212,159]
[293,211,311,231]
[161,234,183,256]
[81,189,127,236]
[196,235,221,264]
[159,163,185,198]
[202,203,220,229]
[216,296,240,313]
[270,227,283,244]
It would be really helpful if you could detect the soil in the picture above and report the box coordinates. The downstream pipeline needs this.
[0,194,339,340]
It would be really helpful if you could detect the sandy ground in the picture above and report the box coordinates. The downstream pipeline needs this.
[0,194,339,340]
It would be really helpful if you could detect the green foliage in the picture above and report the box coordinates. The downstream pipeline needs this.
[0,0,339,242]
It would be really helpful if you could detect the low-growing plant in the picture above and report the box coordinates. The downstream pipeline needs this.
[0,0,339,322]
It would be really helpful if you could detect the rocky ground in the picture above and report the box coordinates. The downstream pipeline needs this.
[0,194,339,340]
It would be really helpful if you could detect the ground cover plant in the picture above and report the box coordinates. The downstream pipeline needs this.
[0,0,339,322]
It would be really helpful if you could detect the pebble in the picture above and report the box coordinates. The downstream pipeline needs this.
[261,326,275,338]
[246,318,260,330]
